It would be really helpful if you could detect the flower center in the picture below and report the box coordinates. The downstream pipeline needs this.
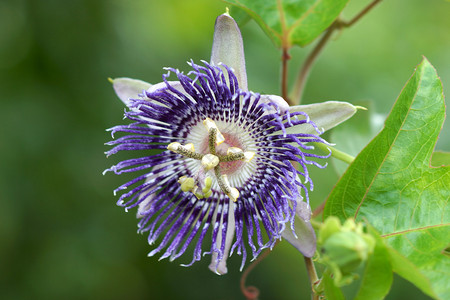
[201,132,245,175]
[167,118,255,202]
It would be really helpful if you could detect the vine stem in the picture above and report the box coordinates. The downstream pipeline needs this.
[290,24,335,105]
[312,201,326,218]
[240,243,277,300]
[304,256,320,300]
[291,0,383,105]
[312,142,355,165]
[311,142,355,217]
[281,48,292,104]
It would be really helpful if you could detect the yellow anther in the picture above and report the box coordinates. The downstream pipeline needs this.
[167,142,195,153]
[178,176,196,192]
[167,142,203,159]
[183,143,195,152]
[220,174,239,202]
[221,174,231,188]
[203,118,225,145]
[227,187,240,202]
[220,147,254,163]
[201,154,220,171]
[243,151,256,163]
[167,142,181,152]
[227,147,243,155]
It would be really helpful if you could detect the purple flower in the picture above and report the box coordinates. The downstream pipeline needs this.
[105,12,357,274]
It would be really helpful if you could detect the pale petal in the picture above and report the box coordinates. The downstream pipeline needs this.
[287,101,358,135]
[147,80,184,94]
[111,77,152,106]
[210,13,248,91]
[149,81,199,106]
[209,200,236,275]
[282,201,316,257]
[260,94,290,113]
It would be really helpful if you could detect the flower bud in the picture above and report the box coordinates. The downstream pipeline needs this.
[321,231,370,273]
[318,217,375,286]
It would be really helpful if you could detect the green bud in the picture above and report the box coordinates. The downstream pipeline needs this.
[318,216,341,244]
[321,231,370,274]
[318,217,376,286]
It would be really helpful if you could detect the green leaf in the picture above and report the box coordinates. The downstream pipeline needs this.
[324,58,449,299]
[354,225,393,300]
[385,240,438,299]
[224,0,349,47]
[431,151,450,167]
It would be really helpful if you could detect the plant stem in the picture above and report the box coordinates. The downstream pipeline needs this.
[310,144,355,218]
[281,48,292,104]
[240,244,276,300]
[341,0,382,27]
[312,142,355,164]
[312,202,326,218]
[304,256,320,300]
[291,24,335,105]
[291,0,383,105]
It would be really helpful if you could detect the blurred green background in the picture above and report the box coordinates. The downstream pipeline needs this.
[1,0,448,299]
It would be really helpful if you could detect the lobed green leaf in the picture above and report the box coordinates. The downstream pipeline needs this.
[324,58,450,299]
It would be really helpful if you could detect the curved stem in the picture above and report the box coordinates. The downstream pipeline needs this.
[240,244,276,300]
[330,146,355,165]
[311,142,356,218]
[312,142,355,164]
[340,0,382,27]
[281,48,292,104]
[290,0,383,105]
[312,202,326,218]
[291,24,336,105]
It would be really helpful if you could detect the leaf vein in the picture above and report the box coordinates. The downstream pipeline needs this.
[381,223,449,238]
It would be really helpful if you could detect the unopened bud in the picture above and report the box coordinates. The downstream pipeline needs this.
[318,217,376,286]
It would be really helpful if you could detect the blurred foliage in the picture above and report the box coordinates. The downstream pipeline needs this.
[0,0,448,299]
